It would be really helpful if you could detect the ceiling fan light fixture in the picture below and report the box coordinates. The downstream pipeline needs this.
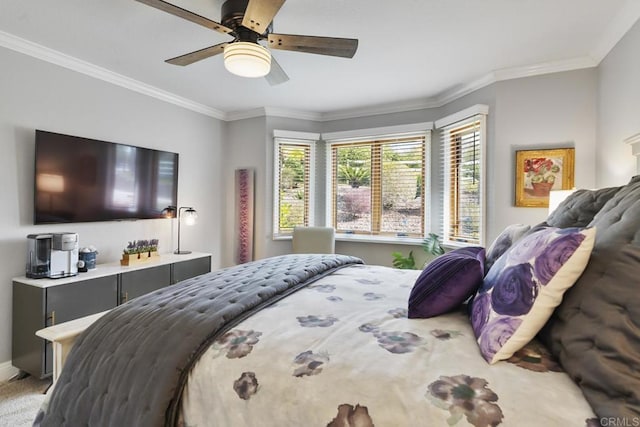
[223,42,271,78]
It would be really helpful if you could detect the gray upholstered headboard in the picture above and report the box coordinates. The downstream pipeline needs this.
[540,176,640,419]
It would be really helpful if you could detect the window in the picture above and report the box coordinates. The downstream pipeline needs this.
[273,136,315,236]
[438,106,487,246]
[328,132,430,237]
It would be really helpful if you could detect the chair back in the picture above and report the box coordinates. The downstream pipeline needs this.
[292,226,335,254]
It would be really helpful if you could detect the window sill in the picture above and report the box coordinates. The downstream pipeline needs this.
[273,233,477,249]
[272,233,425,245]
[443,240,483,249]
[335,234,424,245]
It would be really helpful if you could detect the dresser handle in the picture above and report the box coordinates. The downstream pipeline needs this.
[49,310,56,326]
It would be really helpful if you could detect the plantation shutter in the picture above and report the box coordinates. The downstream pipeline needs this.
[329,133,428,237]
[380,137,425,235]
[331,142,373,233]
[274,139,313,236]
[439,113,486,245]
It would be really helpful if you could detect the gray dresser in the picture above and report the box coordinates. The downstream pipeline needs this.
[12,252,211,378]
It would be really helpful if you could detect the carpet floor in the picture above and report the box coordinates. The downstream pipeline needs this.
[0,376,50,427]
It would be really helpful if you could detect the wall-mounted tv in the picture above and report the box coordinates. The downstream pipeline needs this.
[34,130,178,224]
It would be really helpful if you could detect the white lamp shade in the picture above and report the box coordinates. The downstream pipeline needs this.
[183,209,198,226]
[548,189,577,215]
[224,42,271,78]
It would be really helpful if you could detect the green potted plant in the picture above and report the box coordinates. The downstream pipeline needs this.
[391,233,444,269]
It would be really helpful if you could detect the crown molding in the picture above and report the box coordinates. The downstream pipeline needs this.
[318,98,441,122]
[590,1,640,63]
[224,106,322,122]
[492,56,598,81]
[224,107,268,122]
[264,107,322,121]
[225,101,439,122]
[322,121,434,142]
[434,73,497,107]
[225,102,441,122]
[0,30,226,120]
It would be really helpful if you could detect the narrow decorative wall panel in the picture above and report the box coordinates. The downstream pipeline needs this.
[235,168,255,264]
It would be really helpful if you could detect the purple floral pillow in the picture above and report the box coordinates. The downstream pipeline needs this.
[408,247,485,318]
[469,226,596,364]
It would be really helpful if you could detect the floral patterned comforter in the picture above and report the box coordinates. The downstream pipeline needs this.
[181,265,596,427]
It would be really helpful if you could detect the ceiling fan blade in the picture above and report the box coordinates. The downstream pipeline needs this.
[241,0,286,33]
[265,55,289,86]
[135,0,233,35]
[165,42,229,66]
[268,34,358,58]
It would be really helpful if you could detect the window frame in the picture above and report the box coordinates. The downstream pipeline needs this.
[436,105,488,247]
[272,133,317,238]
[325,129,431,240]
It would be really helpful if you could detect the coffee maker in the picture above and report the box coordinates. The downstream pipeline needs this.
[26,233,79,279]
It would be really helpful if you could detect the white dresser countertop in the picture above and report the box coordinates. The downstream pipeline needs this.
[13,251,212,288]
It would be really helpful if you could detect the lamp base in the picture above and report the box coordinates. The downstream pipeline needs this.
[174,250,192,255]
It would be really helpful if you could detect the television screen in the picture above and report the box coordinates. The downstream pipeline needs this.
[34,130,178,224]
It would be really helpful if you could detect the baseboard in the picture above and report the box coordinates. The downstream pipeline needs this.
[0,361,19,382]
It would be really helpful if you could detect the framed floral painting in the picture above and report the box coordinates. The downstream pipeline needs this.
[515,148,575,207]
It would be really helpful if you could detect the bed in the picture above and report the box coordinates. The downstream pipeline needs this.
[34,176,640,427]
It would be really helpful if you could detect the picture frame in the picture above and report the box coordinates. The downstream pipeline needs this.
[515,148,575,207]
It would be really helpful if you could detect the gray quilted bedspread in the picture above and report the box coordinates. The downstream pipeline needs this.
[36,254,363,427]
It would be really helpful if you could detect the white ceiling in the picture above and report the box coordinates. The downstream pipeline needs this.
[1,0,639,120]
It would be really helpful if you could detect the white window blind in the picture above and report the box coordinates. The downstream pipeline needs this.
[328,132,430,237]
[273,139,314,236]
[440,113,486,246]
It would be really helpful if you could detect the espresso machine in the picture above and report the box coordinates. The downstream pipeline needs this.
[26,233,79,279]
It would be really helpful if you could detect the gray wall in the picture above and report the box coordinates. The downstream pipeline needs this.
[597,18,640,186]
[492,69,598,231]
[0,47,224,369]
[220,115,322,267]
[221,116,266,268]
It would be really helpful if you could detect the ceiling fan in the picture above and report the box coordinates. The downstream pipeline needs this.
[135,0,359,85]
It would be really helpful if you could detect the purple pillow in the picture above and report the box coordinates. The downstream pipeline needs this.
[469,226,596,364]
[408,247,485,318]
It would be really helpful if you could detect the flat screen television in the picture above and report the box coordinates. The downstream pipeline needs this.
[34,130,178,224]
